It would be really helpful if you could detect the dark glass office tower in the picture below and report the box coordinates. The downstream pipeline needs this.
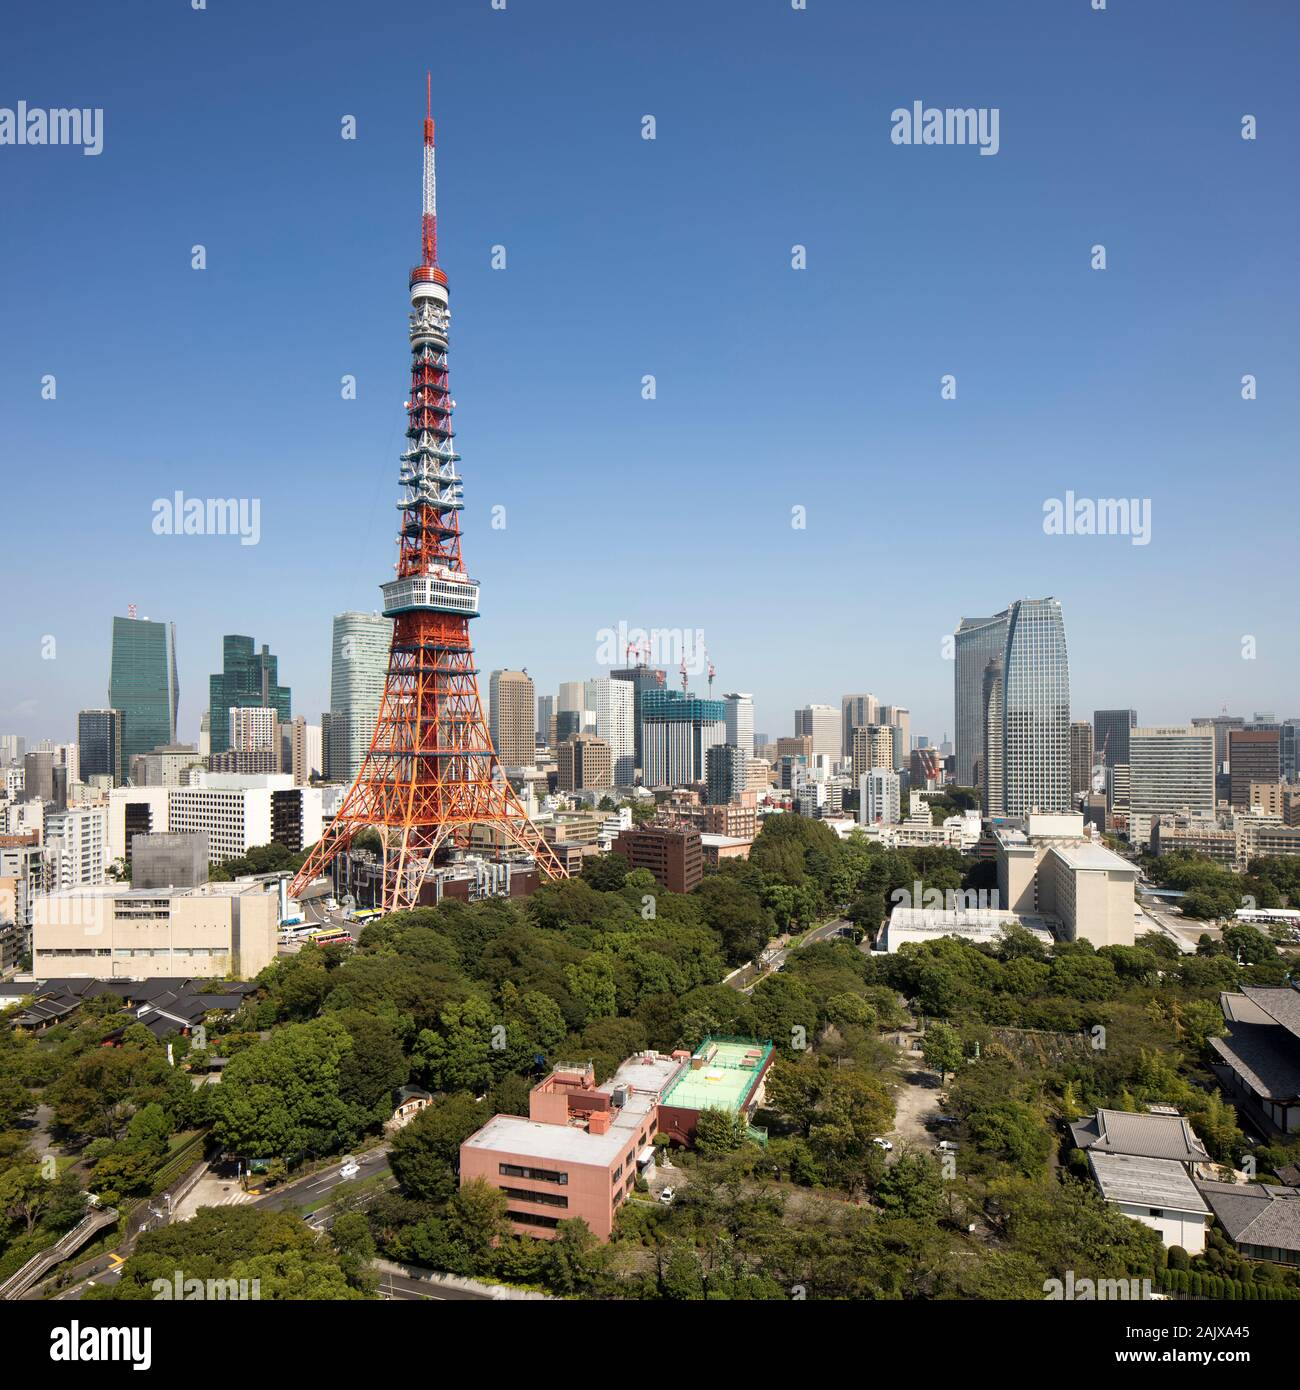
[209,635,292,755]
[954,611,1009,787]
[109,616,178,775]
[78,708,124,786]
[1093,709,1137,769]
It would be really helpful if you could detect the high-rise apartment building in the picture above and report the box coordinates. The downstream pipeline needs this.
[1128,726,1215,846]
[954,610,1009,787]
[705,743,748,806]
[489,670,537,768]
[794,704,840,763]
[1229,727,1281,810]
[999,598,1070,816]
[109,615,179,774]
[1070,721,1094,799]
[723,692,755,759]
[1093,709,1137,770]
[208,636,291,757]
[858,769,901,827]
[324,611,392,783]
[44,806,108,889]
[880,706,911,769]
[841,693,880,759]
[78,709,124,787]
[285,717,322,787]
[851,724,895,774]
[557,734,613,792]
[584,678,635,787]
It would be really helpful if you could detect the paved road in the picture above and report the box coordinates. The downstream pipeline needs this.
[376,1270,494,1302]
[252,1146,392,1213]
[1137,894,1212,954]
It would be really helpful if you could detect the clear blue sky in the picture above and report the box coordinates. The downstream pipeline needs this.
[2,0,1297,749]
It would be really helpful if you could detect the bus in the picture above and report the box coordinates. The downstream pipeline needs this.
[350,908,384,925]
[302,927,354,947]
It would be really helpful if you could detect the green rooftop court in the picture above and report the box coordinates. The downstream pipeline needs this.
[660,1037,774,1116]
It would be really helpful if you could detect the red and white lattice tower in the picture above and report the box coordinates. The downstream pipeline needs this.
[290,80,567,911]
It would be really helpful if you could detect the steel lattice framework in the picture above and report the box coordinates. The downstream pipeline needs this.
[290,83,567,912]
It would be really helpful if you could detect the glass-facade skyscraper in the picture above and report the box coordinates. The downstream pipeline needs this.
[1000,597,1070,816]
[77,708,124,786]
[954,610,1009,787]
[324,611,393,783]
[208,635,292,755]
[108,616,178,776]
[1093,708,1137,769]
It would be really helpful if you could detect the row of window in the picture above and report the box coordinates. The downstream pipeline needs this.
[499,1186,568,1209]
[508,1208,561,1230]
[499,1162,566,1186]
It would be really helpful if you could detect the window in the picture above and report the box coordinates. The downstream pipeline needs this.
[1148,1208,1164,1218]
[499,1186,567,1209]
[508,1208,562,1230]
[499,1162,567,1186]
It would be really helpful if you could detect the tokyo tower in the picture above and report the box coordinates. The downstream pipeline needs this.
[290,80,568,912]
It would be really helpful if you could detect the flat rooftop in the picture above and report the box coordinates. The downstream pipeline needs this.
[660,1039,772,1116]
[1049,841,1135,872]
[463,1112,636,1168]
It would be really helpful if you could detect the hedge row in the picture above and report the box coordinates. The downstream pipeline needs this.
[1159,1268,1300,1300]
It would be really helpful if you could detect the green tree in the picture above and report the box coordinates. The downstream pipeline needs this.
[920,1021,963,1083]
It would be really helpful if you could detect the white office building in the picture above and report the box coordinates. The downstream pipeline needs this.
[584,678,636,787]
[1128,726,1216,847]
[723,692,755,759]
[794,704,840,762]
[324,611,392,784]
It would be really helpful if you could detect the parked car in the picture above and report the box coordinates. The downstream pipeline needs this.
[659,1186,676,1204]
[872,1137,894,1151]
[934,1140,959,1153]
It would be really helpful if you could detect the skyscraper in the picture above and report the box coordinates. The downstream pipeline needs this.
[723,692,755,759]
[208,636,291,756]
[705,743,747,806]
[612,664,667,772]
[324,611,392,783]
[77,708,124,786]
[1093,709,1137,770]
[489,670,537,768]
[109,615,178,775]
[999,597,1070,816]
[1228,727,1280,809]
[981,656,1005,816]
[851,724,895,774]
[536,695,555,749]
[584,678,635,787]
[1070,721,1094,799]
[641,689,726,788]
[557,733,613,793]
[881,705,911,770]
[841,693,879,759]
[794,704,839,762]
[954,611,1009,787]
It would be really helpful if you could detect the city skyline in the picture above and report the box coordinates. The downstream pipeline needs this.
[2,1,1298,753]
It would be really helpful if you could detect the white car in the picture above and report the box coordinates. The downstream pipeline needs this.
[339,1161,360,1180]
[659,1186,675,1204]
[872,1137,894,1151]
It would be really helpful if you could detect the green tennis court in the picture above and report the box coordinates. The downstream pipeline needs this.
[661,1039,772,1114]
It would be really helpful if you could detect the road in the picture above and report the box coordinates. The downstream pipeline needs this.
[376,1269,494,1302]
[762,917,855,974]
[1137,893,1214,955]
[252,1145,392,1213]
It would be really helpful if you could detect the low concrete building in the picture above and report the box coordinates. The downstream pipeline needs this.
[879,907,1056,954]
[32,879,277,980]
[996,814,1137,947]
[460,1038,774,1241]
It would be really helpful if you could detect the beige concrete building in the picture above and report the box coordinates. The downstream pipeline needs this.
[996,813,1137,947]
[1248,781,1285,818]
[489,670,536,769]
[33,880,277,979]
[556,734,613,793]
[1128,726,1215,847]
[851,725,895,775]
